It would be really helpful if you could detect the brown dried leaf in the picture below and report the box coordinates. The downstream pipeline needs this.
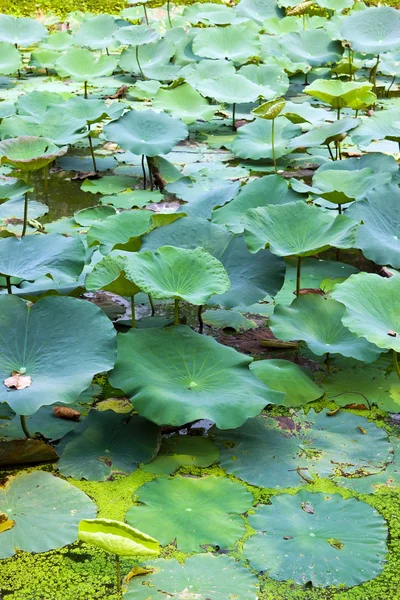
[297,288,324,296]
[124,566,152,584]
[388,330,397,337]
[104,85,128,99]
[4,372,32,390]
[52,406,81,421]
[0,439,58,466]
[343,403,368,410]
[0,512,15,533]
[301,501,314,514]
[260,339,299,349]
[357,426,367,435]
[71,171,100,181]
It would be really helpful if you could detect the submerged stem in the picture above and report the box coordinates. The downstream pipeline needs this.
[296,256,302,296]
[131,296,136,328]
[115,555,121,594]
[271,118,277,173]
[43,163,49,195]
[88,125,97,172]
[147,156,153,190]
[327,144,335,161]
[394,350,400,379]
[84,80,88,99]
[174,298,179,326]
[20,415,31,439]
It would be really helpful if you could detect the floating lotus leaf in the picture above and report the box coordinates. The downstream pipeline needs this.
[0,42,22,75]
[119,40,174,77]
[183,3,239,25]
[56,48,118,82]
[280,30,342,68]
[192,25,260,62]
[109,325,282,428]
[142,434,219,475]
[213,410,392,488]
[16,91,65,118]
[0,471,96,558]
[244,490,387,586]
[332,273,400,353]
[73,15,119,50]
[351,109,400,148]
[270,295,382,362]
[176,179,240,220]
[0,296,116,415]
[0,176,31,200]
[0,136,68,172]
[341,6,400,55]
[196,73,260,105]
[40,30,73,51]
[126,475,253,551]
[231,117,301,160]
[287,118,359,149]
[0,197,48,224]
[0,111,87,147]
[0,15,47,46]
[81,175,137,195]
[101,189,164,209]
[242,201,357,256]
[182,58,235,87]
[62,97,113,124]
[57,411,160,481]
[103,109,188,157]
[74,205,117,226]
[78,518,160,557]
[202,309,257,332]
[86,210,153,252]
[113,24,158,46]
[0,102,15,121]
[239,64,289,100]
[250,359,323,407]
[281,100,331,125]
[305,79,373,109]
[125,246,230,305]
[236,0,284,22]
[86,254,140,297]
[153,83,218,125]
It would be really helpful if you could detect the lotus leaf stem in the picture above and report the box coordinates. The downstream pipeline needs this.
[324,352,332,374]
[296,256,302,296]
[105,47,109,56]
[115,555,121,594]
[198,305,204,334]
[21,172,30,238]
[143,4,149,25]
[146,156,154,190]
[387,74,396,97]
[393,350,400,380]
[167,0,173,28]
[84,80,88,99]
[369,54,380,94]
[20,415,31,439]
[135,45,146,80]
[232,103,236,131]
[149,294,155,316]
[141,154,147,189]
[43,163,49,195]
[338,204,342,215]
[131,296,136,328]
[271,117,277,173]
[347,47,353,81]
[174,298,179,326]
[327,144,335,161]
[337,107,341,121]
[87,125,97,173]
[5,275,12,294]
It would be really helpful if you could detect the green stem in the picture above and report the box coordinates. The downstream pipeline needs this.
[131,296,136,328]
[84,80,88,99]
[5,275,12,294]
[143,4,149,25]
[296,256,302,296]
[167,0,172,27]
[141,154,147,189]
[174,298,179,326]
[327,144,335,161]
[197,304,204,334]
[88,125,97,173]
[146,156,153,191]
[232,103,236,131]
[271,118,277,173]
[338,203,342,215]
[21,172,30,238]
[135,45,146,80]
[43,163,49,195]
[20,415,31,438]
[337,107,341,120]
[348,46,353,80]
[324,352,332,374]
[387,74,396,97]
[148,294,155,316]
[394,350,400,379]
[115,555,121,594]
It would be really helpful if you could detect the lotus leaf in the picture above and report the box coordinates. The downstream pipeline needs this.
[73,15,119,50]
[202,309,257,332]
[176,179,240,219]
[109,325,283,428]
[252,97,286,120]
[78,518,160,556]
[29,49,60,70]
[86,254,141,297]
[287,118,359,149]
[15,91,65,118]
[244,490,387,586]
[280,30,343,68]
[0,197,48,223]
[56,48,118,82]
[0,471,96,558]
[236,0,284,22]
[182,58,235,87]
[142,434,219,475]
[86,210,153,252]
[192,25,260,62]
[305,79,374,110]
[0,42,22,75]
[81,175,137,195]
[317,0,353,9]
[153,83,218,124]
[101,189,164,209]
[183,3,239,25]
[40,30,73,51]
[74,205,117,226]
[351,108,400,148]
[0,136,68,172]
[126,475,253,551]
[0,102,15,121]
[0,295,116,415]
[62,97,115,125]
[311,167,377,204]
[0,111,87,147]
[113,24,158,46]
[341,6,400,55]
[119,40,174,77]
[239,64,289,100]
[231,117,301,160]
[195,73,260,105]
[0,15,47,46]
[0,176,32,200]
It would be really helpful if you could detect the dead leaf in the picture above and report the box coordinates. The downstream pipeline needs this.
[260,339,299,349]
[297,288,324,296]
[0,439,58,466]
[357,426,367,435]
[4,371,32,390]
[301,502,314,514]
[52,406,81,421]
[327,407,341,416]
[71,171,100,181]
[124,566,152,584]
[283,536,294,540]
[343,403,368,410]
[104,85,128,99]
[0,512,15,533]
[388,330,397,337]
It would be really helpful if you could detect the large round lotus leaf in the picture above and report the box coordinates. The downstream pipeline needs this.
[86,254,141,297]
[183,3,239,25]
[195,73,260,105]
[212,174,302,234]
[244,490,388,586]
[0,112,87,147]
[280,30,342,68]
[57,410,160,481]
[40,30,73,51]
[236,0,284,22]
[270,295,381,362]
[316,152,399,181]
[213,410,392,488]
[153,83,218,125]
[0,471,96,558]
[332,273,400,353]
[142,434,219,475]
[113,24,158,46]
[287,118,359,149]
[305,79,373,109]
[119,40,174,77]
[351,109,400,147]
[239,64,289,100]
[56,48,118,82]
[78,518,159,557]
[311,167,376,205]
[109,325,283,428]
[0,234,85,281]
[0,15,47,46]
[0,42,22,75]
[231,117,301,160]
[125,246,230,305]
[125,554,259,600]
[86,210,153,252]
[0,136,68,172]
[0,197,48,224]
[126,475,253,551]
[250,359,323,407]
[341,6,400,54]
[242,201,358,256]
[192,25,260,62]
[0,296,116,415]
[176,179,241,220]
[73,15,119,50]
[103,109,188,157]
[0,102,15,120]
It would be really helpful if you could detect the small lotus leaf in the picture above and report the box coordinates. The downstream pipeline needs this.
[239,64,289,100]
[287,118,359,149]
[86,210,153,252]
[0,42,22,75]
[101,190,163,209]
[202,309,257,332]
[81,175,137,195]
[86,254,140,297]
[280,30,343,68]
[305,79,373,109]
[231,117,301,160]
[113,24,158,46]
[236,0,284,22]
[142,434,219,475]
[40,30,73,51]
[195,73,260,105]
[78,518,160,557]
[252,97,286,120]
[351,109,400,147]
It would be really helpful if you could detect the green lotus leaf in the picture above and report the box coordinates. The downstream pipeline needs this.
[153,83,218,125]
[351,109,400,148]
[242,201,357,256]
[231,117,301,160]
[0,42,22,75]
[0,197,48,224]
[270,295,381,361]
[40,30,73,51]
[29,49,60,70]
[236,0,284,22]
[0,295,116,415]
[183,2,239,25]
[129,79,162,100]
[317,0,353,9]
[175,179,240,220]
[239,64,289,100]
[252,97,286,120]
[142,434,219,475]
[305,79,373,109]
[192,25,260,62]
[250,359,323,407]
[311,167,376,204]
[182,58,235,87]
[110,325,283,428]
[0,176,32,200]
[280,30,343,68]
[341,6,400,55]
[113,24,158,46]
[15,90,65,119]
[85,254,141,296]
[125,246,230,304]
[213,410,392,488]
[78,518,160,557]
[212,174,302,234]
[74,205,117,226]
[0,15,47,46]
[0,234,85,281]
[0,102,15,121]
[101,189,164,209]
[103,109,188,157]
[119,39,174,76]
[331,272,400,352]
[73,15,119,50]
[56,48,118,82]
[0,136,68,172]
[287,117,359,149]
[195,73,260,105]
[62,97,113,125]
[81,175,137,195]
[126,475,253,552]
[244,490,387,586]
[281,100,331,125]
[86,210,153,252]
[0,111,87,146]
[202,309,257,332]
[347,183,400,267]
[57,410,160,480]
[347,90,377,111]
[0,471,96,558]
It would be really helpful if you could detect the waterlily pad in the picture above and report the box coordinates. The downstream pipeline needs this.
[74,205,117,227]
[101,190,163,209]
[86,210,153,252]
[287,118,359,150]
[142,435,219,475]
[81,175,137,195]
[0,471,96,558]
[192,25,260,62]
[280,29,343,68]
[74,15,119,50]
[0,15,47,46]
[231,117,301,160]
[341,6,400,55]
[244,490,387,586]
[153,83,218,125]
[86,254,141,297]
[56,48,118,82]
[126,475,252,551]
[0,136,68,172]
[236,0,284,22]
[0,42,22,75]
[202,309,257,332]
[78,518,159,557]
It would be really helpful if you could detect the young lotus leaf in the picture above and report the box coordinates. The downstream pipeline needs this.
[242,201,357,255]
[78,518,160,557]
[341,6,400,55]
[86,210,153,252]
[56,48,118,82]
[81,175,137,195]
[103,109,188,157]
[252,98,286,120]
[351,108,400,148]
[113,24,158,46]
[287,118,359,149]
[142,434,219,475]
[192,25,260,62]
[0,42,22,75]
[125,246,230,305]
[305,79,374,110]
[0,296,116,415]
[153,83,218,125]
[213,410,392,488]
[270,295,381,362]
[236,0,284,22]
[195,73,260,105]
[202,309,257,332]
[331,273,400,353]
[126,475,253,551]
[73,15,119,50]
[244,490,388,587]
[57,411,160,481]
[250,359,323,407]
[0,15,47,46]
[280,30,343,68]
[101,189,164,209]
[0,136,68,172]
[110,325,283,428]
[239,64,289,100]
[231,117,301,160]
[0,471,96,558]
[86,254,141,297]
